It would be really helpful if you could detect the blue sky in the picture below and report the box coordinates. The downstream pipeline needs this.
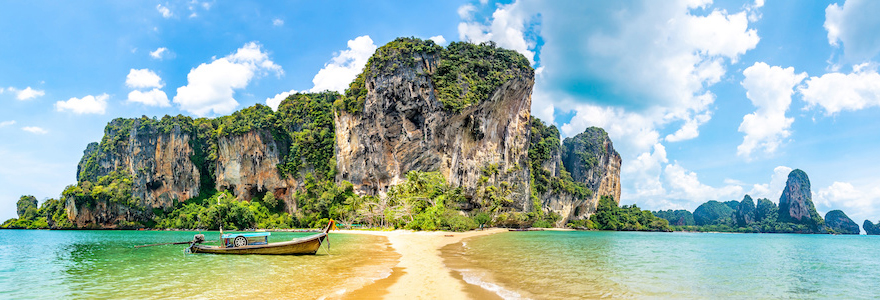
[2,0,880,227]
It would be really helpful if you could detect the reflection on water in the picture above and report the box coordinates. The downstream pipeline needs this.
[444,231,880,299]
[0,230,398,299]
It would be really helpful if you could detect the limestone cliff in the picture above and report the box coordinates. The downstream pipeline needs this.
[69,117,201,227]
[215,130,298,213]
[777,169,823,231]
[335,39,534,210]
[824,210,859,235]
[864,220,880,235]
[528,120,622,225]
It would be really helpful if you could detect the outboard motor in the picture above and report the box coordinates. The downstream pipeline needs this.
[193,234,205,244]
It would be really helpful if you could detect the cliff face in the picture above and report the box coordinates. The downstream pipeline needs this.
[69,118,201,227]
[215,130,298,212]
[539,127,622,224]
[864,220,880,235]
[335,46,534,209]
[777,169,822,230]
[824,210,859,234]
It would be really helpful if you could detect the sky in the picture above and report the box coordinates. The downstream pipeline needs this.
[2,0,880,229]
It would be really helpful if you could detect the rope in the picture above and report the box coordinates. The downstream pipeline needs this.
[322,234,331,256]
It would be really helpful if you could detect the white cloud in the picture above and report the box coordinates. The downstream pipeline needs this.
[0,120,15,127]
[825,0,880,63]
[309,35,377,94]
[665,112,711,142]
[157,4,172,18]
[747,166,792,202]
[457,4,477,20]
[737,62,806,158]
[799,63,880,115]
[664,162,744,204]
[150,47,168,60]
[815,181,880,227]
[173,42,282,116]
[127,89,170,107]
[429,35,447,46]
[458,1,536,64]
[272,18,284,27]
[55,94,108,115]
[7,86,45,100]
[125,68,164,89]
[21,126,48,135]
[266,89,300,111]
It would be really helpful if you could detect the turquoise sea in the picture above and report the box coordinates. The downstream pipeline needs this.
[443,231,880,299]
[0,230,398,299]
[3,230,879,299]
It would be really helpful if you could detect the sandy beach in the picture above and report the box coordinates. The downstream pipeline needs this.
[328,228,508,299]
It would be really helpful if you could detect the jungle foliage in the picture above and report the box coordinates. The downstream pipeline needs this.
[568,196,670,232]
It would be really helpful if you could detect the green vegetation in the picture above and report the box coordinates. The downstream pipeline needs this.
[153,191,294,230]
[434,41,532,111]
[652,209,695,226]
[339,37,533,114]
[2,195,72,229]
[528,117,592,200]
[693,200,735,226]
[569,196,670,231]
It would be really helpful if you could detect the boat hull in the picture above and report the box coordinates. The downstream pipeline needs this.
[190,233,327,255]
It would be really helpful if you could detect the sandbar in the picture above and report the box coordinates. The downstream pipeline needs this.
[332,228,507,299]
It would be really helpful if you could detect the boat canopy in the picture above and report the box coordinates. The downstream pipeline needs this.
[221,232,271,239]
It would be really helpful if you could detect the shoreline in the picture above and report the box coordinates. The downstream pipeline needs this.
[330,228,508,299]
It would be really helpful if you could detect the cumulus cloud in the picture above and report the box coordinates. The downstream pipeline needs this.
[157,4,172,18]
[150,47,169,60]
[815,181,880,227]
[799,63,880,115]
[55,94,108,115]
[825,0,880,63]
[173,42,282,116]
[127,89,170,107]
[21,126,47,135]
[429,35,447,46]
[308,35,377,93]
[737,62,806,158]
[272,18,284,26]
[125,69,164,89]
[7,86,46,101]
[0,120,15,127]
[664,162,744,204]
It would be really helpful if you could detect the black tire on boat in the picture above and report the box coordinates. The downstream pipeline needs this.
[233,236,247,247]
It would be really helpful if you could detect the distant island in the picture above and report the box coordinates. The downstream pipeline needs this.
[2,38,874,236]
[653,169,867,234]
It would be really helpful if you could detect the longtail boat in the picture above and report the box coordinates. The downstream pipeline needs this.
[188,220,335,255]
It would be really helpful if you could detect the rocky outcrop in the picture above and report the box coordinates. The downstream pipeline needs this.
[755,198,776,222]
[735,195,756,227]
[777,169,823,230]
[334,45,533,210]
[824,210,859,234]
[561,128,622,203]
[215,130,298,213]
[68,118,201,226]
[543,127,622,224]
[864,220,880,235]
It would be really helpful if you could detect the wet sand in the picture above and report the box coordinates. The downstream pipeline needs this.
[334,228,507,299]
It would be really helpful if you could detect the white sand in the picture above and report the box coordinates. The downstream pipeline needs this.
[335,228,507,299]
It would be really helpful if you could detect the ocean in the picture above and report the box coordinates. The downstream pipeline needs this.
[0,230,397,299]
[3,229,878,299]
[442,230,880,299]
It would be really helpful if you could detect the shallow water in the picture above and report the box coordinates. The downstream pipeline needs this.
[443,231,880,299]
[0,230,397,299]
